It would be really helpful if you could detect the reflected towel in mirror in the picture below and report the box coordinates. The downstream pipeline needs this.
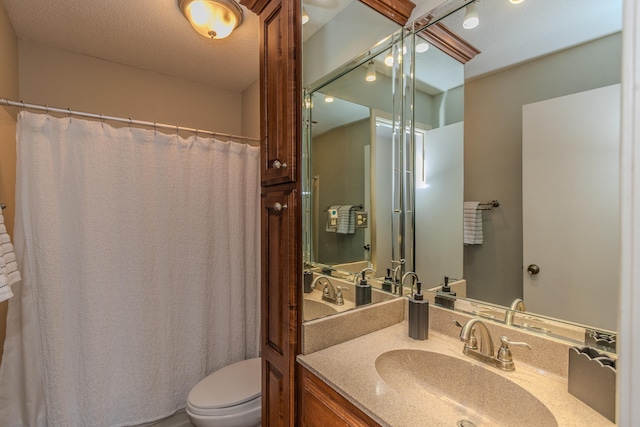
[337,205,356,234]
[464,201,483,245]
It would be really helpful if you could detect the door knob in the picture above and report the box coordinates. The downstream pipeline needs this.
[272,202,288,212]
[527,264,540,275]
[272,159,287,169]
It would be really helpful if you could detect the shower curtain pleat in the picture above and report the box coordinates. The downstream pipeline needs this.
[0,111,260,426]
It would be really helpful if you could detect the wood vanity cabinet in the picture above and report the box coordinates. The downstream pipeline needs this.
[239,0,415,425]
[299,366,381,427]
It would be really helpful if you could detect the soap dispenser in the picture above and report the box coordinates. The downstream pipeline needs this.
[434,276,457,309]
[382,268,393,293]
[408,281,429,340]
[355,271,372,306]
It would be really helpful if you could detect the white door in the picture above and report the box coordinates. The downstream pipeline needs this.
[522,84,620,331]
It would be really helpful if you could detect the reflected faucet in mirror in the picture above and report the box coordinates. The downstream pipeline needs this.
[401,272,420,298]
[505,298,526,326]
[311,275,345,306]
[353,267,376,284]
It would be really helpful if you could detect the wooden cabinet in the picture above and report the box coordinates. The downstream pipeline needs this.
[299,365,381,427]
[261,187,300,426]
[239,0,416,425]
[259,0,301,186]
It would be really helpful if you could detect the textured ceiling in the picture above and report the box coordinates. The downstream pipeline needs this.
[1,0,260,92]
[1,0,623,94]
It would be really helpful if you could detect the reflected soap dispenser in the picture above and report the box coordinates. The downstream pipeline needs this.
[408,281,429,340]
[434,276,457,309]
[382,268,393,293]
[355,271,372,307]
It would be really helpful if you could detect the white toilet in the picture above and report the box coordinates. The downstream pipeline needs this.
[186,357,261,427]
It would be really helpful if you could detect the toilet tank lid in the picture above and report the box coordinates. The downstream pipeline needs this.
[188,357,261,409]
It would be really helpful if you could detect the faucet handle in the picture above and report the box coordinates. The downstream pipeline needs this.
[497,336,532,363]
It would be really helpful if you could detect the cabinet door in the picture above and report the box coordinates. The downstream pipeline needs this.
[299,365,380,427]
[262,188,300,427]
[259,0,300,186]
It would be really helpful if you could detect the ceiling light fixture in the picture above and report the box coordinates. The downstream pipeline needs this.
[178,0,244,40]
[509,0,525,3]
[415,41,429,53]
[365,61,377,82]
[463,2,479,30]
[384,52,394,67]
[324,95,334,103]
[302,7,310,24]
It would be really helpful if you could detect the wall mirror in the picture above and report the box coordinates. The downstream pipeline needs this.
[301,0,622,353]
[410,0,621,348]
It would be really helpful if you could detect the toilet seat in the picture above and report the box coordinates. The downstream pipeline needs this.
[187,357,261,415]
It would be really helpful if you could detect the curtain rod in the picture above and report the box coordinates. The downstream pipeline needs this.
[0,98,260,143]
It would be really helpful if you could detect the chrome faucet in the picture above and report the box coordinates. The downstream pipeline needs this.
[311,275,344,306]
[458,318,531,371]
[353,267,376,284]
[401,271,419,298]
[505,298,526,326]
[390,259,405,294]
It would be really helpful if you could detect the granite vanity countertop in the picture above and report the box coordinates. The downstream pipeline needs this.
[297,322,613,427]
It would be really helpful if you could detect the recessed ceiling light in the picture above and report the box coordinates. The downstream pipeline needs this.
[415,42,429,53]
[325,96,334,103]
[509,0,525,4]
[302,7,309,24]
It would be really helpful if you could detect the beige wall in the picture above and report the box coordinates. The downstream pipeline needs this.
[241,79,260,144]
[0,3,18,365]
[19,40,242,135]
[464,33,622,306]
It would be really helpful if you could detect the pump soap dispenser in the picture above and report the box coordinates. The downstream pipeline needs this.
[434,276,456,309]
[356,271,372,307]
[408,281,429,340]
[382,268,393,293]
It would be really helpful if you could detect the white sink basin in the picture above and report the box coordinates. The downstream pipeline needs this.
[303,299,338,321]
[375,349,558,427]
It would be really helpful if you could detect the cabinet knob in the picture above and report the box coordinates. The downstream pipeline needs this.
[272,159,287,169]
[527,264,540,275]
[273,202,288,212]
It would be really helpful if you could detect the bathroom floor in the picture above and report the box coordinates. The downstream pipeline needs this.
[137,411,193,427]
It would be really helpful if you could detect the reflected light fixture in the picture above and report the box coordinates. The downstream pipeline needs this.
[384,52,394,67]
[324,95,334,103]
[302,7,310,24]
[415,41,429,53]
[463,2,479,29]
[365,61,377,82]
[178,0,244,40]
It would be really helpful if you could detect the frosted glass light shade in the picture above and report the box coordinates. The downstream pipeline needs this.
[179,0,244,39]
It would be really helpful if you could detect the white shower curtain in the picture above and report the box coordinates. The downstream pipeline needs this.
[0,111,261,426]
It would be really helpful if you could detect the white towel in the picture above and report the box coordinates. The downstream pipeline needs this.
[0,209,21,302]
[463,201,483,245]
[337,205,356,234]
